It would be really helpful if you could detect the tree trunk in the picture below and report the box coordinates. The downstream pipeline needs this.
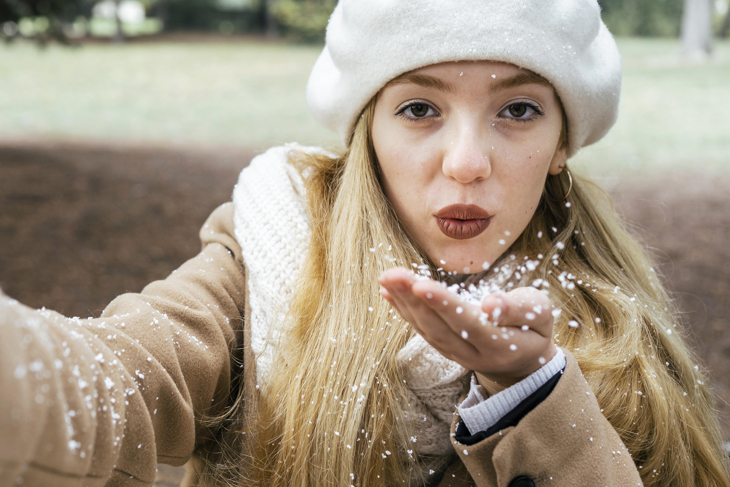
[156,1,170,32]
[681,0,712,58]
[721,7,730,38]
[113,0,125,43]
[263,0,279,38]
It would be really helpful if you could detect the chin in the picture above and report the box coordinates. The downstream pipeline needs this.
[429,245,493,275]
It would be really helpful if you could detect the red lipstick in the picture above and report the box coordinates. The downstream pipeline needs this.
[435,204,491,240]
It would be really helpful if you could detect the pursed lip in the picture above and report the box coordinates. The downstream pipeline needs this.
[434,204,492,240]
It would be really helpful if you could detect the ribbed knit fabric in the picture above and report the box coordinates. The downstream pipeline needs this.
[457,348,566,435]
[232,144,313,395]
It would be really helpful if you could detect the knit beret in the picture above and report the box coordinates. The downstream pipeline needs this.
[306,0,622,157]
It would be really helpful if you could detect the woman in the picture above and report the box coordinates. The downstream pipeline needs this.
[1,0,728,486]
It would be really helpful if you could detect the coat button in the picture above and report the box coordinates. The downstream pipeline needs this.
[508,476,536,487]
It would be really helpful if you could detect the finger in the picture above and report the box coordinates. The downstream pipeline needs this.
[482,287,553,336]
[406,278,552,353]
[385,284,418,326]
[408,280,552,373]
[380,267,434,322]
[379,286,394,304]
[384,279,480,359]
[407,280,512,360]
[380,284,408,317]
[382,272,546,365]
[408,281,551,362]
[379,267,421,323]
[410,279,486,338]
[481,294,508,325]
[385,280,450,337]
[379,266,418,291]
[386,282,447,343]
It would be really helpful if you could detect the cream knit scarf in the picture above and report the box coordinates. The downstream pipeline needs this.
[232,144,469,461]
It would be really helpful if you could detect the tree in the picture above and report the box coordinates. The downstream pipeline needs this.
[262,0,278,37]
[151,0,235,32]
[113,0,124,42]
[598,0,684,37]
[681,0,713,58]
[720,7,730,38]
[0,0,94,43]
[0,1,19,24]
[271,0,335,42]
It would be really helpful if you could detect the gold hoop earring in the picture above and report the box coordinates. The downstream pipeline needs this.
[561,168,573,201]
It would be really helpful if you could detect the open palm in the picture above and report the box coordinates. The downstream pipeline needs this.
[379,267,557,395]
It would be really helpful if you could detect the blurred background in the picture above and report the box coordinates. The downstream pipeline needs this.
[0,0,729,484]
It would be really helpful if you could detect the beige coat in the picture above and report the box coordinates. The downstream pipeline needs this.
[0,204,642,487]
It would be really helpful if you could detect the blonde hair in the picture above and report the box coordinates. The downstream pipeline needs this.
[200,97,729,487]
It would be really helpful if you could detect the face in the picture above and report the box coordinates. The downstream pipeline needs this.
[372,61,567,274]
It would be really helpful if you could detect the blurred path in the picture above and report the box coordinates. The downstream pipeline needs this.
[611,171,730,438]
[0,141,250,316]
[0,142,728,485]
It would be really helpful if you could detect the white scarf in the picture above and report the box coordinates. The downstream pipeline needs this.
[232,144,469,460]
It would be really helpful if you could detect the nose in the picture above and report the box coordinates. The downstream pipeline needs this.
[442,124,491,184]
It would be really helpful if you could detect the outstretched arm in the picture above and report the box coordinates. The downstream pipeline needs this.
[0,203,246,487]
[380,268,643,487]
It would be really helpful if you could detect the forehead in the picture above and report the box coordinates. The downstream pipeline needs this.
[384,60,553,95]
[402,60,526,78]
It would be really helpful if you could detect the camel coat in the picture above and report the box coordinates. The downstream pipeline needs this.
[0,203,642,487]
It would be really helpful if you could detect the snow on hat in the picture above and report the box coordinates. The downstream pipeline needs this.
[306,0,622,157]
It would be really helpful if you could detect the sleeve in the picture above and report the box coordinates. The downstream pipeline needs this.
[449,349,643,487]
[0,202,246,487]
[455,348,566,439]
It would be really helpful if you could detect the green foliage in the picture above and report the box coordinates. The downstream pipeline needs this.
[152,0,260,33]
[0,0,95,43]
[154,0,220,31]
[0,0,706,41]
[598,0,684,37]
[717,7,730,37]
[272,0,334,42]
[1,0,260,38]
[0,1,19,23]
[1,0,93,21]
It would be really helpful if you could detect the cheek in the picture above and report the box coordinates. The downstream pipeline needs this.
[373,122,439,219]
[376,150,435,228]
[373,135,418,225]
[497,147,552,225]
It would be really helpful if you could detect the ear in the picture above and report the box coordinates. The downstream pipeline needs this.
[547,144,568,176]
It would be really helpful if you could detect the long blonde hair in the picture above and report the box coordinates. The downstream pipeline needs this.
[201,97,729,486]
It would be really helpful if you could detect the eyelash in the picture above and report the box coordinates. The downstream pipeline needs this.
[498,102,544,122]
[395,101,439,122]
[395,101,545,123]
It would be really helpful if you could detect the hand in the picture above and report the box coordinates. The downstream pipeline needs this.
[379,267,557,396]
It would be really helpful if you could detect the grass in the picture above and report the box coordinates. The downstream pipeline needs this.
[0,40,338,150]
[0,37,728,174]
[572,38,730,177]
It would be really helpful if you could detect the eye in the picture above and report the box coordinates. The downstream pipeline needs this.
[397,102,439,121]
[409,104,430,117]
[499,102,543,121]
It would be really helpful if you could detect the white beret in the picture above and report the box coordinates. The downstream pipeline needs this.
[306,0,622,157]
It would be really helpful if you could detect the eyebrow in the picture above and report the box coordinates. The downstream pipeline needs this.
[385,70,552,95]
[385,73,456,93]
[489,72,552,93]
